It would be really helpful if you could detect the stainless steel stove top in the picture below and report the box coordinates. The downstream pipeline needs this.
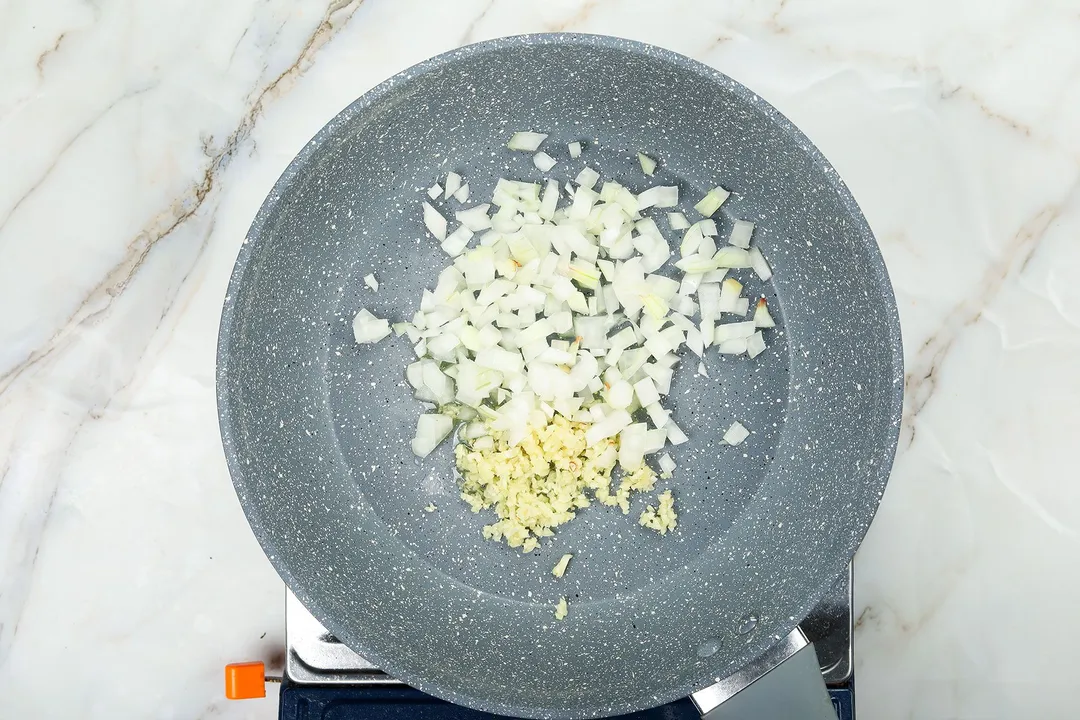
[285,565,852,688]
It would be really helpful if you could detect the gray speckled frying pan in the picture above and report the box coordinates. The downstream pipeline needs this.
[217,33,902,719]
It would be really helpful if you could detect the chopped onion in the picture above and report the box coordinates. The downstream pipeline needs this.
[575,166,600,189]
[754,298,776,328]
[749,247,773,281]
[363,273,379,291]
[637,185,679,209]
[533,152,557,172]
[638,153,657,175]
[373,139,788,546]
[667,212,690,231]
[723,421,749,446]
[728,219,754,249]
[716,338,748,354]
[618,422,647,471]
[508,131,548,151]
[585,409,632,445]
[645,402,669,428]
[633,377,661,406]
[674,253,716,275]
[713,321,756,343]
[713,246,752,268]
[747,331,767,359]
[694,186,730,217]
[444,171,462,199]
[718,278,743,313]
[667,422,688,445]
[427,184,442,199]
[353,309,390,344]
[441,225,473,257]
[422,202,447,241]
[680,224,703,256]
[456,204,492,231]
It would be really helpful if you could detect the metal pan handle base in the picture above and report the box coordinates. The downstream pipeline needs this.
[691,628,838,720]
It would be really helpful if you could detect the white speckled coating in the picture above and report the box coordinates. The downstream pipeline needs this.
[216,33,903,719]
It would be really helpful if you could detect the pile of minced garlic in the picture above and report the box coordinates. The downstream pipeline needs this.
[455,414,668,553]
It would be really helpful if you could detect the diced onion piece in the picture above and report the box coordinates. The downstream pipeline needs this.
[353,309,390,344]
[667,212,689,231]
[643,363,673,395]
[585,409,632,445]
[754,298,776,328]
[749,247,773,281]
[729,219,755,249]
[453,183,471,202]
[633,377,661,406]
[694,186,730,217]
[747,331,767,359]
[680,224,703,256]
[713,246,752,268]
[723,421,749,446]
[637,185,679,209]
[568,141,582,158]
[456,204,492,231]
[713,321,756,343]
[667,422,688,445]
[697,362,709,378]
[685,326,704,356]
[645,401,670,428]
[575,166,600,189]
[698,283,721,323]
[718,278,743,313]
[658,453,676,475]
[422,202,447,241]
[508,131,548,151]
[412,413,453,458]
[696,219,718,236]
[606,379,634,409]
[674,253,716,274]
[441,225,473,257]
[427,184,442,199]
[363,273,379,291]
[533,152,557,172]
[644,428,667,453]
[444,171,462,199]
[716,338,748,354]
[618,422,648,471]
[735,297,750,316]
[569,185,599,220]
[638,153,657,175]
[568,262,601,290]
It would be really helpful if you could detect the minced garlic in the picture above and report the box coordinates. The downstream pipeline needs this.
[554,596,568,620]
[455,414,657,552]
[639,490,677,534]
[552,553,573,578]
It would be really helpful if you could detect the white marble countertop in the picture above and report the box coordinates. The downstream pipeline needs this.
[2,1,1078,718]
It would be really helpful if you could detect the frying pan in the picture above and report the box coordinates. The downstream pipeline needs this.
[217,33,903,719]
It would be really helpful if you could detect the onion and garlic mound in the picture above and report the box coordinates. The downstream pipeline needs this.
[353,132,774,557]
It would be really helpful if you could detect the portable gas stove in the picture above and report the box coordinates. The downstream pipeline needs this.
[244,566,854,719]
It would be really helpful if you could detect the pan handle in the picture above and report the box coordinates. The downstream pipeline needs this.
[691,627,838,720]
